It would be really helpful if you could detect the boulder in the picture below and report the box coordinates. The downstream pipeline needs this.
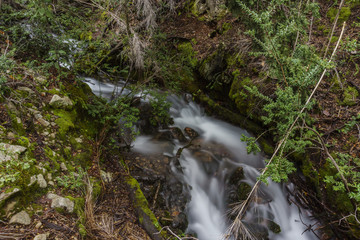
[47,193,74,213]
[0,143,27,162]
[9,210,31,225]
[49,95,73,109]
[0,188,20,206]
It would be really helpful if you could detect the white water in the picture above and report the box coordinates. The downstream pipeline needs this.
[85,78,318,240]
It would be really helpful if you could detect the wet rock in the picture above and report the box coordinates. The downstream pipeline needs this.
[229,167,244,185]
[170,127,187,142]
[9,210,31,225]
[172,212,188,231]
[0,143,27,162]
[37,174,47,188]
[49,94,73,109]
[268,220,281,234]
[184,127,199,139]
[47,193,74,213]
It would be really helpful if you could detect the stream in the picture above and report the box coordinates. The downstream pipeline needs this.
[85,77,318,240]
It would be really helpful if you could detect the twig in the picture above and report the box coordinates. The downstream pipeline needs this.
[152,181,161,209]
[307,0,315,44]
[323,0,345,58]
[155,226,199,240]
[303,126,356,209]
[291,0,302,57]
[225,21,346,239]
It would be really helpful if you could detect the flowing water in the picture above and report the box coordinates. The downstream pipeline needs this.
[85,78,318,240]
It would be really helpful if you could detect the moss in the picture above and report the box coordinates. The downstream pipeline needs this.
[8,112,25,135]
[237,182,252,201]
[177,42,198,68]
[229,76,256,116]
[91,178,102,200]
[268,220,281,234]
[53,109,76,139]
[258,138,274,156]
[125,175,168,239]
[78,223,87,237]
[66,196,85,217]
[341,86,359,106]
[327,7,351,24]
[44,147,61,171]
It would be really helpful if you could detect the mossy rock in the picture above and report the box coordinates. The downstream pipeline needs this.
[125,175,167,240]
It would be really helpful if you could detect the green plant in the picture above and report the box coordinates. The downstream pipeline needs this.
[0,147,35,189]
[324,153,360,202]
[55,168,86,191]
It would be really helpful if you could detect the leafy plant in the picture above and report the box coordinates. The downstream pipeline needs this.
[55,168,87,191]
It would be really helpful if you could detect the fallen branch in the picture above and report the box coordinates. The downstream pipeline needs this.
[155,226,199,240]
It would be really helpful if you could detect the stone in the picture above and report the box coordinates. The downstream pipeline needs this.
[18,87,35,94]
[35,76,47,84]
[47,193,74,213]
[60,163,68,171]
[37,174,47,188]
[34,114,50,127]
[49,94,73,109]
[0,188,20,204]
[9,210,31,225]
[34,233,48,240]
[28,175,37,186]
[35,221,42,229]
[0,143,27,162]
[4,200,17,217]
[7,132,16,139]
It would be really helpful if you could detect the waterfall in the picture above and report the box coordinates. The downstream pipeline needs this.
[85,78,318,240]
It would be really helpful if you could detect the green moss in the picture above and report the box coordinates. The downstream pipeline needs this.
[327,7,351,24]
[220,22,232,34]
[44,147,61,171]
[342,86,359,106]
[53,109,76,139]
[177,42,198,68]
[258,138,274,156]
[91,178,102,200]
[229,76,255,116]
[66,196,85,217]
[8,112,25,135]
[268,220,281,234]
[126,176,165,235]
[78,223,87,237]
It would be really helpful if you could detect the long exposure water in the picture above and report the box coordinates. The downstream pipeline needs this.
[85,78,318,240]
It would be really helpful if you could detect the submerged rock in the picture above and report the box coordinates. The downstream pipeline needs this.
[9,210,31,225]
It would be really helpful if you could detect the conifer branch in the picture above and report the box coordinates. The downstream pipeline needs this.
[225,21,346,240]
